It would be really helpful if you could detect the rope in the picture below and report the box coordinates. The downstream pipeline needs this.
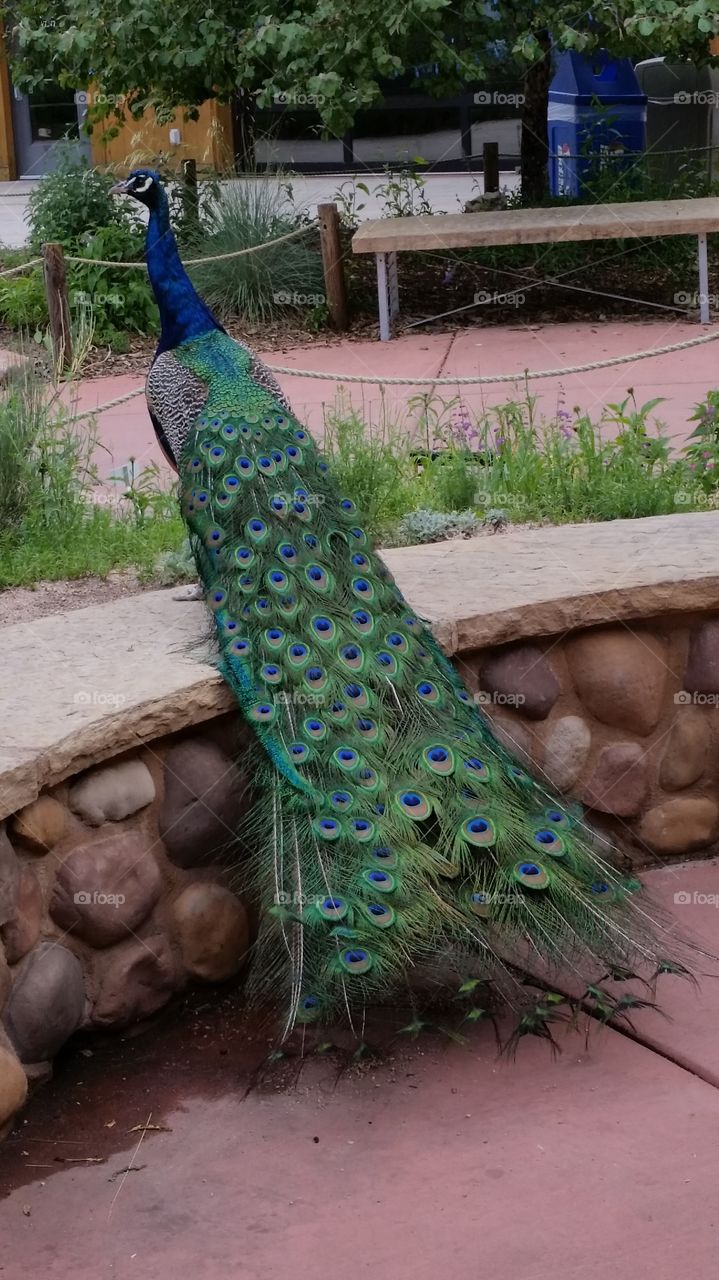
[265,329,719,385]
[63,223,317,271]
[66,326,719,423]
[0,258,43,278]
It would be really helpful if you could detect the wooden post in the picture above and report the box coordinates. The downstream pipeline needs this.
[317,202,348,331]
[42,242,72,371]
[182,158,200,237]
[483,142,499,194]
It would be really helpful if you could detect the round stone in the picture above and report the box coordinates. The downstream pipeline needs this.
[50,832,162,948]
[566,627,668,737]
[638,798,719,855]
[0,1045,27,1135]
[3,942,85,1063]
[92,935,178,1026]
[10,796,66,854]
[172,883,249,981]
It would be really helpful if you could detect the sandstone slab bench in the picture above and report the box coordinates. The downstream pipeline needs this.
[352,197,719,338]
[3,509,719,1134]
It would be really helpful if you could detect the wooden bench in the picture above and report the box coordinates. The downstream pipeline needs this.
[351,196,719,340]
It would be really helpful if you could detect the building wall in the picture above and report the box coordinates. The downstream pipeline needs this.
[90,99,234,173]
[0,56,17,180]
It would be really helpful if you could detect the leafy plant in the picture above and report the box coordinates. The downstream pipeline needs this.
[0,359,183,587]
[374,161,436,219]
[0,269,47,330]
[69,222,158,344]
[27,154,132,250]
[684,389,719,494]
[185,178,323,324]
[322,389,711,543]
[391,509,482,545]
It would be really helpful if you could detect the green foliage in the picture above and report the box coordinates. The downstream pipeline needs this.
[27,154,130,250]
[321,389,712,544]
[0,220,158,348]
[0,362,183,587]
[684,389,719,495]
[69,223,158,344]
[0,269,47,330]
[4,0,715,140]
[186,180,323,324]
[392,509,482,545]
[154,537,195,585]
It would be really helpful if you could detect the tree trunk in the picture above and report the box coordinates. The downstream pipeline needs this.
[232,89,256,173]
[520,31,552,205]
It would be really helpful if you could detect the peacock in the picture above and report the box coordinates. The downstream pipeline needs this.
[113,169,686,1044]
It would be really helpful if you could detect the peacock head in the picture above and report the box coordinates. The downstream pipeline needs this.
[110,168,164,209]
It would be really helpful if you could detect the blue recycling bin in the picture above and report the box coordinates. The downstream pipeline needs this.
[548,50,647,197]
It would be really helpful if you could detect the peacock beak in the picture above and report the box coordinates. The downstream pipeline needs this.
[110,179,130,196]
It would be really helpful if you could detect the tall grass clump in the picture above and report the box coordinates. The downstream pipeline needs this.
[186,178,324,324]
[0,362,184,588]
[321,388,718,545]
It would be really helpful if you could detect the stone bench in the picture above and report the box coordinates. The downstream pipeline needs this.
[3,508,719,1134]
[351,196,719,337]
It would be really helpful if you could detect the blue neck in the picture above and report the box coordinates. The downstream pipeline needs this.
[145,193,221,353]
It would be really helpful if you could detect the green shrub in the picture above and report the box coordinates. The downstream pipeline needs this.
[186,179,324,324]
[322,390,713,542]
[0,362,183,587]
[27,155,131,250]
[0,270,47,330]
[69,223,158,343]
[0,222,159,346]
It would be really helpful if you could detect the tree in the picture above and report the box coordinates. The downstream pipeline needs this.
[3,1,717,200]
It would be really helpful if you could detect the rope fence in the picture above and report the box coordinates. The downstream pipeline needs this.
[63,222,317,270]
[66,326,719,424]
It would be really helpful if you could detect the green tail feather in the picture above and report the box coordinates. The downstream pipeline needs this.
[177,328,679,1036]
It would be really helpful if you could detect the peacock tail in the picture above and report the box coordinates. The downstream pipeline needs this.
[175,328,673,1035]
[116,169,684,1042]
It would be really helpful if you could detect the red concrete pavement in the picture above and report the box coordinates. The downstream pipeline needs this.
[74,319,719,484]
[1,858,719,1279]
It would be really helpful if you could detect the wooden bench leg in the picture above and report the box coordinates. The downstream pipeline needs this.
[698,232,710,324]
[376,252,399,340]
